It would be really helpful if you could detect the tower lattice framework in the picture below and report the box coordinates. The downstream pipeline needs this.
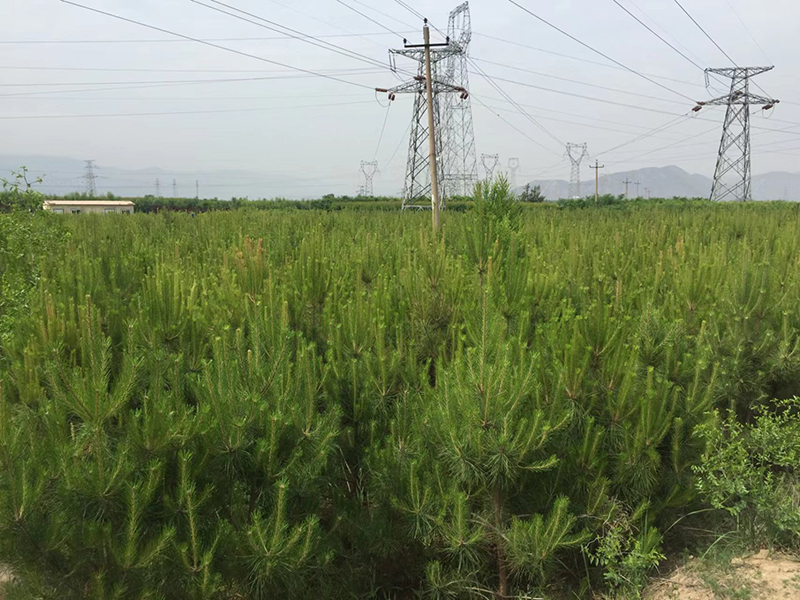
[480,153,500,180]
[358,160,380,197]
[440,2,478,198]
[565,143,588,199]
[379,3,474,210]
[83,160,98,196]
[696,67,778,202]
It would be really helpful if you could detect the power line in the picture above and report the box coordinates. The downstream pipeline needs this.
[347,0,417,30]
[0,31,416,44]
[470,72,709,117]
[0,99,374,120]
[671,0,737,66]
[472,32,704,88]
[611,0,705,71]
[671,0,773,99]
[373,102,391,160]
[479,100,689,139]
[334,0,404,39]
[605,124,721,166]
[391,0,424,22]
[59,1,375,90]
[724,0,771,63]
[506,0,698,102]
[467,59,565,152]
[0,73,378,87]
[596,114,691,156]
[188,0,401,74]
[0,65,380,74]
[0,72,384,98]
[470,94,563,155]
[471,57,687,106]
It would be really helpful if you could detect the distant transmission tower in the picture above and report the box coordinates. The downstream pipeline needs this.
[694,67,778,201]
[376,3,472,210]
[359,160,380,196]
[441,2,479,197]
[172,178,177,198]
[480,153,500,180]
[565,143,588,199]
[83,160,98,196]
[155,178,161,198]
[507,157,520,188]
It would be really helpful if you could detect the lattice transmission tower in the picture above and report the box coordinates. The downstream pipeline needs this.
[481,153,500,180]
[507,157,520,188]
[83,160,98,196]
[377,3,473,210]
[440,2,478,197]
[565,143,589,199]
[694,67,778,201]
[358,160,380,196]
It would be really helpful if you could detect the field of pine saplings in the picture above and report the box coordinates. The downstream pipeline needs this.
[0,187,799,599]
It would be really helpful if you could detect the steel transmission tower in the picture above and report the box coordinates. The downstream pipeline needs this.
[83,160,98,196]
[358,160,380,196]
[481,153,500,180]
[507,157,520,188]
[377,3,472,210]
[695,67,778,201]
[565,143,588,199]
[441,2,479,197]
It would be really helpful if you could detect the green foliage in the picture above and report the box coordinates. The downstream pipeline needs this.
[0,202,797,597]
[519,183,545,203]
[0,167,44,213]
[586,504,666,596]
[694,399,800,548]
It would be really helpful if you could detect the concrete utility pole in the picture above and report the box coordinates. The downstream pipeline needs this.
[196,180,199,199]
[635,181,641,198]
[645,188,651,199]
[590,159,604,204]
[623,178,632,198]
[155,178,161,198]
[422,22,441,232]
[172,178,177,198]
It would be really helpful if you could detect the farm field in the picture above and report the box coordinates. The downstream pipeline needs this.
[0,198,799,598]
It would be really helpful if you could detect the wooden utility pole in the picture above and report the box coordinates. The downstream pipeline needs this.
[623,178,632,198]
[422,21,441,232]
[590,159,604,204]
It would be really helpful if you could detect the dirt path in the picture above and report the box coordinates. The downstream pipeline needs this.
[645,550,800,600]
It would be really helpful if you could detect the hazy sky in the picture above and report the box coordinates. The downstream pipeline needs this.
[2,0,799,196]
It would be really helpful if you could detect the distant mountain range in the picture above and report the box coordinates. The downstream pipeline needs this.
[2,155,799,201]
[0,154,352,200]
[522,166,800,201]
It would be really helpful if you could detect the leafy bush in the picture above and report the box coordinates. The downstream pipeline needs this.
[694,399,800,547]
[0,167,44,213]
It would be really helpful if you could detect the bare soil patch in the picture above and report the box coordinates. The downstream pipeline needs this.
[645,549,800,600]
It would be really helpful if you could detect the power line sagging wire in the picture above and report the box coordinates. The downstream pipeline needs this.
[190,0,402,74]
[59,1,375,90]
[507,0,698,103]
[334,0,405,40]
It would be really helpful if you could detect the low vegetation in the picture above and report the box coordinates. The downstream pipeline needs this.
[0,181,798,598]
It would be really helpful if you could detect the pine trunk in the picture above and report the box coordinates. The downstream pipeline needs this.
[493,485,508,599]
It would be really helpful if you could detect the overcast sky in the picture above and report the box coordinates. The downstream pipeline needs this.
[2,0,798,197]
